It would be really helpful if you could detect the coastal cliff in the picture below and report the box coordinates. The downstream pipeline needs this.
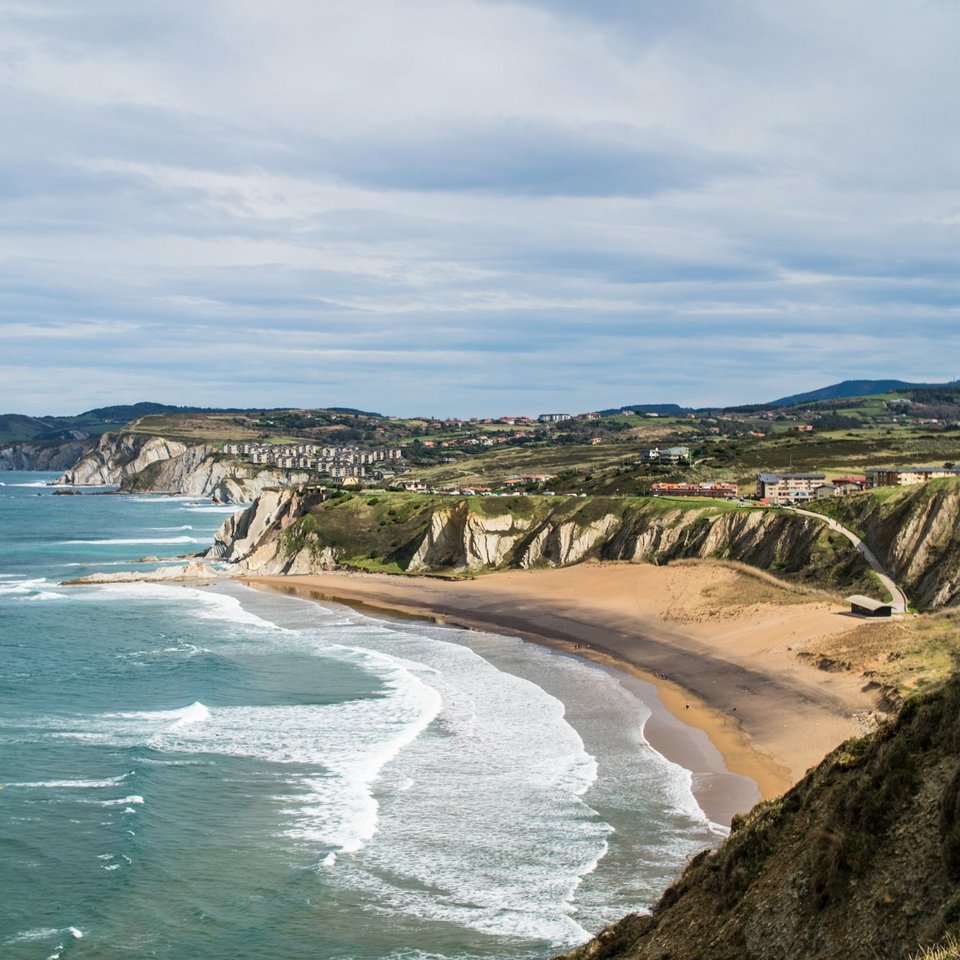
[807,478,960,609]
[204,490,879,595]
[55,432,308,503]
[56,433,191,486]
[0,438,91,471]
[551,673,960,960]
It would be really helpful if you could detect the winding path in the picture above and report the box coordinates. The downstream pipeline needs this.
[789,506,909,613]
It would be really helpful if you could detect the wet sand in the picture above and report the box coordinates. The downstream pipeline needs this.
[243,561,878,824]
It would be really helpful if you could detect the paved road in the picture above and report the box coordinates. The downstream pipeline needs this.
[789,506,909,613]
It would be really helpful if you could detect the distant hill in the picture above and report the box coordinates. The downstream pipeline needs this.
[325,407,385,417]
[768,380,958,408]
[0,402,254,444]
[598,403,690,416]
[0,413,61,443]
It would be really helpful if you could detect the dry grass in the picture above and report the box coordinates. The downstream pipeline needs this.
[670,558,839,601]
[657,560,822,623]
[126,413,299,444]
[911,935,960,960]
[801,610,960,700]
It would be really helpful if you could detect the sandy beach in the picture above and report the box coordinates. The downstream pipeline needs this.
[243,561,879,824]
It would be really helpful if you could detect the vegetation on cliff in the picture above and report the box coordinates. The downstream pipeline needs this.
[804,479,960,609]
[552,667,960,960]
[237,491,883,595]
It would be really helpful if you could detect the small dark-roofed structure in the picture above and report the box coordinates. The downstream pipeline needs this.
[846,594,894,617]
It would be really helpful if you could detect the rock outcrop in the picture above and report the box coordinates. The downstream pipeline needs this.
[56,433,191,486]
[406,503,535,572]
[202,483,960,607]
[205,487,339,574]
[64,558,221,585]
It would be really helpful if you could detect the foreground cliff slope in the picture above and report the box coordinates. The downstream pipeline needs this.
[206,489,881,595]
[552,669,960,960]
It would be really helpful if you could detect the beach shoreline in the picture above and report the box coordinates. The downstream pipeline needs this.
[242,561,879,825]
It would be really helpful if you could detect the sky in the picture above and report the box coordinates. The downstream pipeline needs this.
[1,0,959,417]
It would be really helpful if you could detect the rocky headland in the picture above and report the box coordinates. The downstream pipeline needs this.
[0,437,92,471]
[55,432,308,503]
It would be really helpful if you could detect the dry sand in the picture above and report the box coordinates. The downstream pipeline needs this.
[243,561,879,824]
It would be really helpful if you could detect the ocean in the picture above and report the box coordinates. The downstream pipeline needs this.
[0,472,723,960]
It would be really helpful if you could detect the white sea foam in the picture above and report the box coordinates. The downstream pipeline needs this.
[125,642,208,659]
[180,504,247,514]
[308,622,609,944]
[0,577,48,594]
[63,560,154,567]
[70,640,442,858]
[23,591,67,602]
[147,525,194,531]
[106,701,211,731]
[99,795,144,807]
[83,581,282,631]
[7,774,129,789]
[4,928,61,944]
[6,925,83,951]
[59,536,199,545]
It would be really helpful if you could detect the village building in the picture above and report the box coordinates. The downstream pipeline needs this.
[640,446,691,463]
[651,482,738,498]
[756,472,827,504]
[219,441,403,481]
[813,480,865,499]
[537,413,572,423]
[865,466,960,488]
[847,595,894,617]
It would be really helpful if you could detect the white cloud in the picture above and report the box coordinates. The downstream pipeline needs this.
[0,0,958,415]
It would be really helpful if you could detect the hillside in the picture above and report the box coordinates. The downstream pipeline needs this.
[552,671,960,960]
[203,490,883,598]
[804,479,960,609]
[768,379,957,407]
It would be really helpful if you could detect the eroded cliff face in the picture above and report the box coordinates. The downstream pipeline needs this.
[56,433,191,486]
[55,432,308,503]
[0,438,91,471]
[811,479,960,609]
[120,447,309,503]
[204,488,339,573]
[204,490,874,594]
[406,503,536,572]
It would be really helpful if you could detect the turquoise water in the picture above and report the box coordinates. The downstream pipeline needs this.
[0,473,721,960]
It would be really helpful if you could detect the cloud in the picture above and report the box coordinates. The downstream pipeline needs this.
[0,0,958,416]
